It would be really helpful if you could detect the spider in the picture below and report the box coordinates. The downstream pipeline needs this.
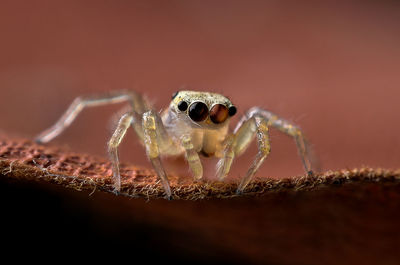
[35,90,315,199]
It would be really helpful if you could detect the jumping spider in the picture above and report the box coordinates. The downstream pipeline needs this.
[35,90,315,199]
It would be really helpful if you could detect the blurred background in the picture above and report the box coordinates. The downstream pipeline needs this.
[0,1,400,264]
[1,0,399,178]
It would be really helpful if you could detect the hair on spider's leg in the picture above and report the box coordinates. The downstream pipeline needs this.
[108,112,134,194]
[142,110,173,200]
[237,116,271,194]
[35,90,148,144]
[181,135,203,180]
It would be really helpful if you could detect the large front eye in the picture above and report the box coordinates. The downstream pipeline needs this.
[188,102,208,122]
[210,104,229,124]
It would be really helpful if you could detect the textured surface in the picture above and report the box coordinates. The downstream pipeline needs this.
[1,136,400,200]
[1,135,400,264]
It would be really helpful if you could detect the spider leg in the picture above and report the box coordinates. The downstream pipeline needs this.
[109,109,174,198]
[181,135,203,180]
[216,135,235,180]
[216,115,258,180]
[218,107,316,193]
[217,115,271,191]
[35,90,148,143]
[236,116,271,193]
[142,110,173,199]
[108,112,134,193]
[246,107,315,176]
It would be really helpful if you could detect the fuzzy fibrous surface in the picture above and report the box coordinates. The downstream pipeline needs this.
[0,136,399,200]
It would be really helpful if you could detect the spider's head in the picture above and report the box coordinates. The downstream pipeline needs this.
[170,91,237,129]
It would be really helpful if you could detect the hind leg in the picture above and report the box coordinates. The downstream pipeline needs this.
[108,112,135,192]
[108,109,175,199]
[35,90,148,143]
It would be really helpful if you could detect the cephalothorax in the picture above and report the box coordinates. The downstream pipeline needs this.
[36,90,315,199]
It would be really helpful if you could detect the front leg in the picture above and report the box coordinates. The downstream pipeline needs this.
[246,107,315,175]
[181,135,203,180]
[142,110,173,199]
[216,115,258,181]
[217,116,271,194]
[218,107,316,193]
[236,117,271,193]
[237,117,271,193]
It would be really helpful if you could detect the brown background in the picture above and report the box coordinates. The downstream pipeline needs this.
[1,1,400,264]
[1,0,399,179]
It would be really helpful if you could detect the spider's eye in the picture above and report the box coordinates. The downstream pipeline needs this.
[188,102,208,122]
[210,104,229,124]
[172,91,179,100]
[228,106,237,116]
[177,101,188,111]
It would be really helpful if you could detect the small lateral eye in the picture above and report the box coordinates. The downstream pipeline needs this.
[210,104,229,124]
[228,106,237,116]
[177,101,188,111]
[188,102,208,122]
[171,91,179,100]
